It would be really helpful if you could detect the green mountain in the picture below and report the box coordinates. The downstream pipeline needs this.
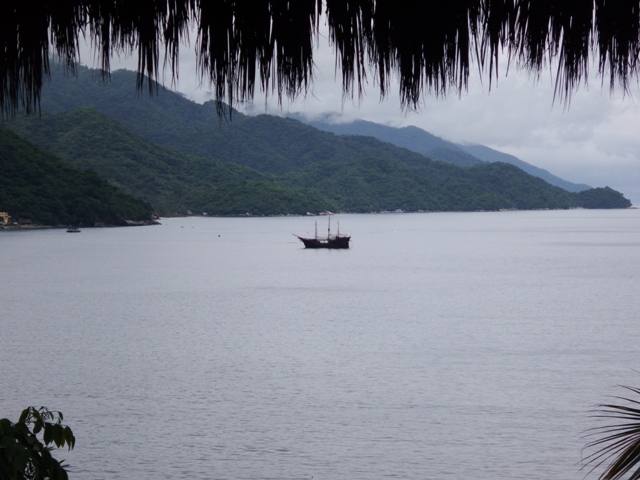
[35,66,452,176]
[5,108,334,216]
[0,127,152,226]
[460,144,591,192]
[282,156,595,212]
[3,64,631,214]
[290,114,591,192]
[288,114,484,168]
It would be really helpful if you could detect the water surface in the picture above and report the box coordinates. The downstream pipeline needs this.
[1,209,639,479]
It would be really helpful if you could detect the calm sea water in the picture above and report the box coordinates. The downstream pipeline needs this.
[1,209,639,479]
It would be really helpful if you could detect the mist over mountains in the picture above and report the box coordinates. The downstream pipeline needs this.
[288,113,592,192]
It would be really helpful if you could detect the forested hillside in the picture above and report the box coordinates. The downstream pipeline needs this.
[460,144,591,192]
[289,114,484,168]
[1,64,632,216]
[292,114,591,192]
[34,67,451,176]
[282,158,587,212]
[0,127,152,226]
[5,109,335,216]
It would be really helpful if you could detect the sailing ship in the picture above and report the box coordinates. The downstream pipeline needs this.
[294,216,350,249]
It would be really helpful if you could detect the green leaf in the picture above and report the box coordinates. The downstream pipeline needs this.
[26,433,38,445]
[63,426,75,450]
[43,423,53,445]
[53,424,64,448]
[18,408,30,423]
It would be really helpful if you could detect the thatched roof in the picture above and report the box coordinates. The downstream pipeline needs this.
[2,0,640,115]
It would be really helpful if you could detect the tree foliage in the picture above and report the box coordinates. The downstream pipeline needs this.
[3,0,640,116]
[0,126,153,225]
[4,107,334,216]
[0,407,75,480]
[577,187,632,209]
[6,117,632,217]
[3,66,632,217]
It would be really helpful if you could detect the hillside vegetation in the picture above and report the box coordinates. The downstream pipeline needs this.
[460,144,592,192]
[6,108,333,216]
[2,64,632,216]
[293,114,592,192]
[0,127,152,226]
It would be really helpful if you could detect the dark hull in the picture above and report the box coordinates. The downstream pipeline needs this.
[297,235,350,249]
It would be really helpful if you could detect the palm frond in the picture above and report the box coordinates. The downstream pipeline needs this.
[583,386,640,480]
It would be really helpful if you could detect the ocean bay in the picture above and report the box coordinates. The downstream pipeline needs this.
[1,209,639,479]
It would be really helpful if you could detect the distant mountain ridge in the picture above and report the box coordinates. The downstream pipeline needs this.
[2,64,631,216]
[459,144,591,192]
[289,114,484,168]
[289,113,591,192]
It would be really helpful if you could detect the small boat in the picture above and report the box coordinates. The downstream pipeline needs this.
[294,216,350,249]
[66,227,81,233]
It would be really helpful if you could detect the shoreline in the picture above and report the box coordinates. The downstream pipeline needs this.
[1,219,160,230]
[3,206,636,230]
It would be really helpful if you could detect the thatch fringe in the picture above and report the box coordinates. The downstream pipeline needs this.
[2,0,640,115]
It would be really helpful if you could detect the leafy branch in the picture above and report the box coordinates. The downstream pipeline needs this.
[0,406,75,480]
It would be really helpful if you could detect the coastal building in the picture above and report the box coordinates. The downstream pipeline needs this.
[0,212,10,224]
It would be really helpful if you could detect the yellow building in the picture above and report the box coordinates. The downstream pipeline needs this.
[0,212,11,224]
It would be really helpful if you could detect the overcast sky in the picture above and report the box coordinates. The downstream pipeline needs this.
[98,29,640,204]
